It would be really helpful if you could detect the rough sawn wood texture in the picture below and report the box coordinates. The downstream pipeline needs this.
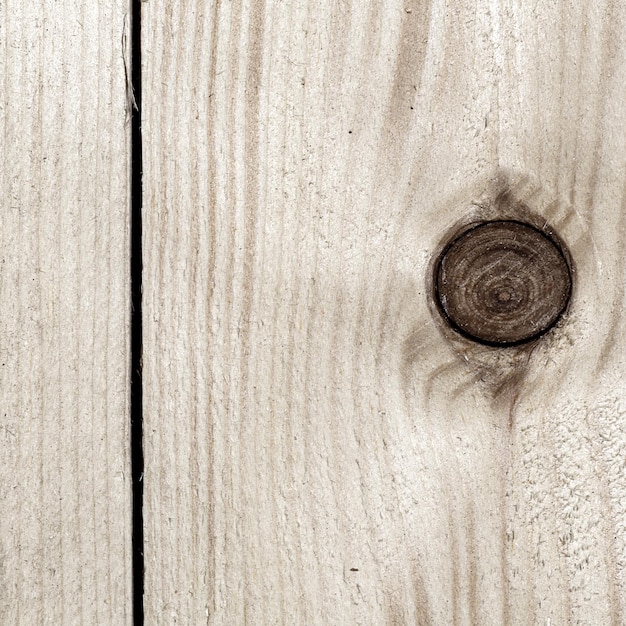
[0,1,132,623]
[142,0,626,623]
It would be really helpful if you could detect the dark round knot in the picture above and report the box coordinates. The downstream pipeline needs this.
[434,220,572,346]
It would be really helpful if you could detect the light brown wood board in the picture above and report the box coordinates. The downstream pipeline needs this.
[0,1,132,623]
[142,1,626,623]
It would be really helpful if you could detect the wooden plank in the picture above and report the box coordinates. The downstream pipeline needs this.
[142,0,626,623]
[0,1,132,623]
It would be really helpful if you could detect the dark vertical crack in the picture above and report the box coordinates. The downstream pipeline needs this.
[130,0,144,623]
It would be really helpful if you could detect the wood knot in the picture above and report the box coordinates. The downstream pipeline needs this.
[434,220,572,346]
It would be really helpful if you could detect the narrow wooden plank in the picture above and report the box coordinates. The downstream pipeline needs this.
[143,0,626,623]
[0,1,132,623]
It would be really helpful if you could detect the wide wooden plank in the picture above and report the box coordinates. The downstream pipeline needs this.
[0,1,132,623]
[143,0,626,623]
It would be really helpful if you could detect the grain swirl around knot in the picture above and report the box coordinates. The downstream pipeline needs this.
[434,221,572,346]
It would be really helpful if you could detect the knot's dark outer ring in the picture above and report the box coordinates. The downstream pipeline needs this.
[434,220,572,346]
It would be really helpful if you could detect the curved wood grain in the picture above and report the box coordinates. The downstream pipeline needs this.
[143,0,626,623]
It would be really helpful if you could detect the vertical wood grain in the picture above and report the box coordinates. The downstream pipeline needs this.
[143,0,626,623]
[0,1,132,623]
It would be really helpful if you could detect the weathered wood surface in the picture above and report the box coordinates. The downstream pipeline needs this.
[0,2,132,623]
[142,0,626,623]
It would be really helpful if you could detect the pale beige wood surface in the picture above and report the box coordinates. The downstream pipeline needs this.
[0,2,132,623]
[143,0,626,623]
